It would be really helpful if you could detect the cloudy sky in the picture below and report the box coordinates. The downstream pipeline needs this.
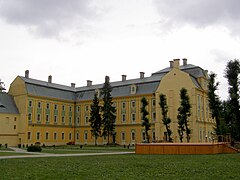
[1,0,240,100]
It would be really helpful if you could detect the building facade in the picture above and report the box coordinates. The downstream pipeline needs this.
[0,59,215,146]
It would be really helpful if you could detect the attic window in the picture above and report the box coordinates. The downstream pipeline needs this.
[0,104,5,108]
[95,89,100,98]
[130,84,137,94]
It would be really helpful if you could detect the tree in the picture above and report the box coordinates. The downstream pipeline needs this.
[177,88,191,142]
[159,94,172,142]
[207,72,222,135]
[225,59,240,141]
[141,97,151,143]
[101,76,116,144]
[89,92,102,146]
[0,79,6,92]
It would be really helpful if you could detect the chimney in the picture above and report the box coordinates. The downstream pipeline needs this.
[48,75,52,83]
[173,59,180,69]
[122,75,127,81]
[140,72,145,79]
[183,58,187,66]
[25,70,29,78]
[169,61,174,68]
[87,80,92,87]
[71,83,75,88]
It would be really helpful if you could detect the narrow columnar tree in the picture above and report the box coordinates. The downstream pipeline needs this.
[225,59,240,141]
[0,79,6,92]
[141,97,151,143]
[159,94,172,142]
[89,92,102,146]
[101,76,116,144]
[177,88,191,142]
[207,72,222,135]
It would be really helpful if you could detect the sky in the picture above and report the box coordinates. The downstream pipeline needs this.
[0,0,240,100]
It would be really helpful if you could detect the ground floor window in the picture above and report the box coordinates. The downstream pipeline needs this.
[54,132,57,140]
[45,132,49,140]
[27,132,31,140]
[36,132,40,140]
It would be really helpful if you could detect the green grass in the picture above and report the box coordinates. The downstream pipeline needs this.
[1,153,240,179]
[41,145,135,154]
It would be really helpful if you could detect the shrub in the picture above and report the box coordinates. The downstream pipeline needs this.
[27,145,42,152]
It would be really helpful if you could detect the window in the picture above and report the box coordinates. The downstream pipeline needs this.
[122,102,126,109]
[131,101,136,108]
[62,105,65,111]
[46,132,49,140]
[121,132,125,141]
[122,114,126,123]
[131,132,135,141]
[152,131,156,141]
[27,132,31,140]
[28,100,32,107]
[142,132,146,141]
[62,133,65,140]
[152,112,156,122]
[69,117,72,124]
[36,132,40,140]
[77,106,80,112]
[69,133,72,140]
[38,102,41,108]
[62,116,65,123]
[13,125,16,129]
[54,133,57,140]
[76,132,79,140]
[84,131,88,140]
[85,116,89,124]
[54,104,58,110]
[197,95,201,118]
[131,113,136,122]
[46,114,49,122]
[37,114,40,121]
[131,84,137,94]
[46,103,50,109]
[85,105,89,111]
[77,117,80,125]
[69,106,72,112]
[54,115,58,123]
[14,117,17,121]
[152,99,156,107]
[28,113,32,121]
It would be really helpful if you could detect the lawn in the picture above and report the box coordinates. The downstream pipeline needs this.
[41,145,134,154]
[0,153,240,179]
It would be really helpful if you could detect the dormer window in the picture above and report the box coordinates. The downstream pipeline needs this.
[130,84,137,94]
[95,89,100,98]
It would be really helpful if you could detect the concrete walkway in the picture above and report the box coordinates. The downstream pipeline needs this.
[0,151,135,159]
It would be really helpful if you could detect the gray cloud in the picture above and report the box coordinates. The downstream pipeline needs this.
[154,0,240,33]
[0,0,98,37]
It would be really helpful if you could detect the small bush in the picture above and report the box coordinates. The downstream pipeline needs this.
[27,145,42,152]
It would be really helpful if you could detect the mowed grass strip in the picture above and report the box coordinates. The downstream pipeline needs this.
[42,145,135,154]
[1,153,240,179]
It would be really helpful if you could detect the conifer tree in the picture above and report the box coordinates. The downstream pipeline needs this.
[207,72,222,135]
[101,76,116,144]
[141,97,151,143]
[159,94,172,142]
[177,88,191,142]
[225,59,240,141]
[89,92,102,146]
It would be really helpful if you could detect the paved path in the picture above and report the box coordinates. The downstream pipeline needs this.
[0,151,135,159]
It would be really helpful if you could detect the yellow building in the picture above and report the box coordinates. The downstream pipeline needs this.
[1,59,215,146]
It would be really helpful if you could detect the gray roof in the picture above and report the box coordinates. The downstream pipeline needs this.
[17,63,205,102]
[0,93,19,114]
[19,73,164,101]
[152,64,206,78]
